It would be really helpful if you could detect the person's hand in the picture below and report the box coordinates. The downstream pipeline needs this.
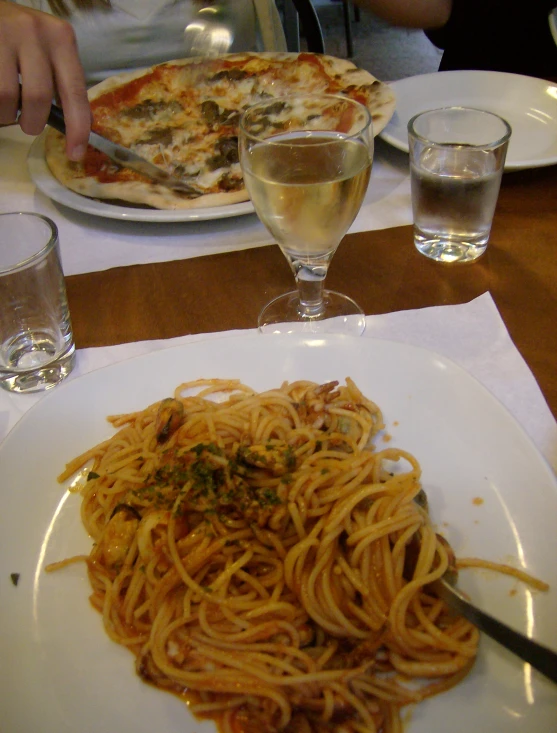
[0,1,91,160]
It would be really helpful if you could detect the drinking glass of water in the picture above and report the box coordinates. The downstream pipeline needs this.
[0,212,75,393]
[239,94,373,335]
[408,107,511,264]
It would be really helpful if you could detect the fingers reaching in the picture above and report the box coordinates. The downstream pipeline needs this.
[0,2,90,160]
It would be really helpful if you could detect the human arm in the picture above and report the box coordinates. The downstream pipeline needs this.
[350,0,452,29]
[0,1,91,160]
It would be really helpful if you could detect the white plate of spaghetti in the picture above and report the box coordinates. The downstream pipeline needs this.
[1,334,556,733]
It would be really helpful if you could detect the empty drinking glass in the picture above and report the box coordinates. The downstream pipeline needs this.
[0,212,75,393]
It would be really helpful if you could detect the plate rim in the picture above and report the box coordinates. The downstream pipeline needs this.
[2,331,556,489]
[379,69,557,170]
[27,132,256,223]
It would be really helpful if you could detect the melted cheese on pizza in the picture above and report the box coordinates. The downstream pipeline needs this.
[82,53,381,197]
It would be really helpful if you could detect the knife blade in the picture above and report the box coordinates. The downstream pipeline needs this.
[46,101,201,197]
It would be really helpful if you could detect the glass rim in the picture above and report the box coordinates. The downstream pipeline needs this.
[240,93,373,145]
[407,106,512,149]
[0,212,59,276]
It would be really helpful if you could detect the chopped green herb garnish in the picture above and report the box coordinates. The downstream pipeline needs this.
[283,445,296,471]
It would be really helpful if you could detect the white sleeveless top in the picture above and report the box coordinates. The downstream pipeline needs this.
[15,0,287,84]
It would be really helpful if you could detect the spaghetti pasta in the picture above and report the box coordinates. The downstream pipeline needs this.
[52,378,481,733]
[456,558,549,592]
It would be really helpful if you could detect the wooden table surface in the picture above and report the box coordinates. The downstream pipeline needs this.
[65,162,557,420]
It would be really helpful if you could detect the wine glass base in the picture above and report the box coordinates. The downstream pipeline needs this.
[258,290,366,336]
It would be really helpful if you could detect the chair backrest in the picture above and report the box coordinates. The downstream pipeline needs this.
[280,0,326,53]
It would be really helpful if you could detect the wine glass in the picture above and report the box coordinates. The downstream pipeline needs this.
[239,93,373,335]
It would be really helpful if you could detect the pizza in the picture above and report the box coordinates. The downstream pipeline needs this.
[44,52,396,210]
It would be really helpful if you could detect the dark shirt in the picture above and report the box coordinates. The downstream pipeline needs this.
[426,0,557,78]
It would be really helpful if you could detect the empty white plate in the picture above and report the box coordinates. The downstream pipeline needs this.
[379,70,557,170]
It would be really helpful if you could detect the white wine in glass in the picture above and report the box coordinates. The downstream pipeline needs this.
[239,94,373,335]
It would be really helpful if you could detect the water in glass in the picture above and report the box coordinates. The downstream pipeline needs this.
[411,144,503,264]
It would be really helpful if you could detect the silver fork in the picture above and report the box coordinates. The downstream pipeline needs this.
[432,576,557,684]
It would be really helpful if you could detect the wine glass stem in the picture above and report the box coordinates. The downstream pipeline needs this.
[291,258,332,319]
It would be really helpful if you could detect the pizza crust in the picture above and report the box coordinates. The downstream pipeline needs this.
[44,52,396,211]
[288,54,396,135]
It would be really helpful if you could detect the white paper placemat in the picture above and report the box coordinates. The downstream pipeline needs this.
[0,127,412,276]
[1,293,555,473]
